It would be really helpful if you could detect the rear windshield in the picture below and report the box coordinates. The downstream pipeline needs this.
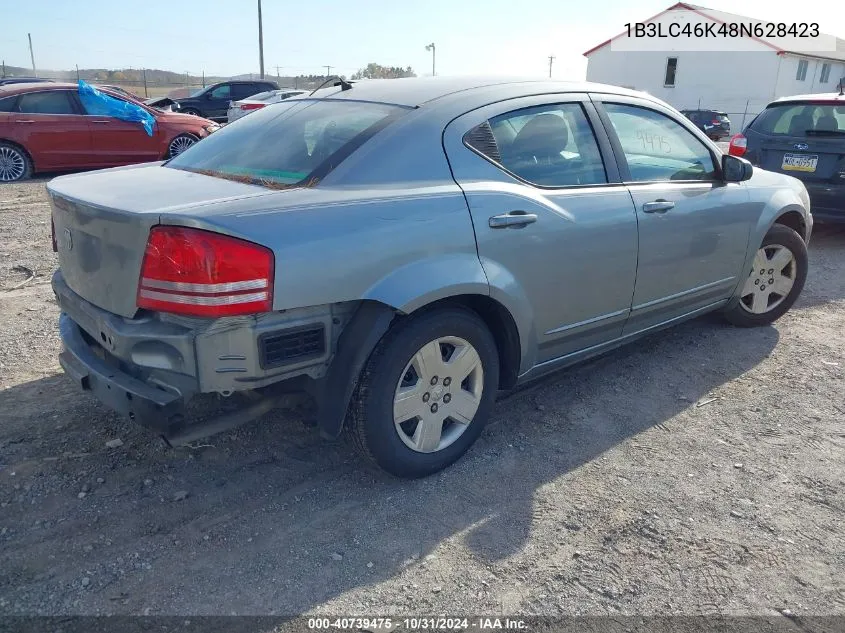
[249,90,279,102]
[166,99,405,188]
[751,103,845,137]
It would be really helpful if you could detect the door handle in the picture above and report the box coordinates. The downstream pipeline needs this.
[91,120,110,124]
[15,120,35,124]
[489,212,538,228]
[642,200,675,214]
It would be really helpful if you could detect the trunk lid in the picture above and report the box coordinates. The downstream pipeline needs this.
[48,163,274,317]
[751,132,845,183]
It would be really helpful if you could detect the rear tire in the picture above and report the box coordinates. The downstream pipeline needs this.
[348,307,500,478]
[0,142,32,183]
[723,224,807,327]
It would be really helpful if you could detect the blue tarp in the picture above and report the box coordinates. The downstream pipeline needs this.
[77,80,156,136]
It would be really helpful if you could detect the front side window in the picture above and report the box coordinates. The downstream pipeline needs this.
[210,84,232,99]
[796,59,808,81]
[16,91,76,115]
[166,99,406,188]
[0,96,16,112]
[465,103,607,187]
[819,63,831,84]
[604,103,717,182]
[665,57,678,87]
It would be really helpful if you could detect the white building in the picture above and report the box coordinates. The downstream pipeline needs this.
[584,2,845,128]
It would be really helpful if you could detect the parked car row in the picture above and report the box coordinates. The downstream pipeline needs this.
[172,80,280,121]
[0,82,220,182]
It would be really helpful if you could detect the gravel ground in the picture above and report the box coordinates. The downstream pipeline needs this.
[0,179,844,618]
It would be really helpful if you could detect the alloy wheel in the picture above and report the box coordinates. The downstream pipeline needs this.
[0,146,26,182]
[169,135,197,157]
[739,244,796,314]
[393,336,484,453]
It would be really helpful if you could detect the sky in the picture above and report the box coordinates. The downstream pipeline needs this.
[2,0,844,80]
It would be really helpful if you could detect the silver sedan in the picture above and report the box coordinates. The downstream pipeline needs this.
[49,77,811,477]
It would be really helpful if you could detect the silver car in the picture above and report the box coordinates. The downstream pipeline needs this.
[226,88,308,123]
[49,77,812,478]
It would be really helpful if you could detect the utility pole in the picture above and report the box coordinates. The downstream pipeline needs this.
[185,70,189,87]
[257,0,265,79]
[143,68,148,97]
[425,43,436,76]
[28,33,36,75]
[202,70,205,87]
[274,65,282,79]
[75,64,79,81]
[325,65,332,77]
[1,60,5,78]
[547,55,555,78]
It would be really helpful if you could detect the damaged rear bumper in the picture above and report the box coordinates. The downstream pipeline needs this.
[58,315,185,430]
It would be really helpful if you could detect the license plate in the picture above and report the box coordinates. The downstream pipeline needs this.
[782,153,818,172]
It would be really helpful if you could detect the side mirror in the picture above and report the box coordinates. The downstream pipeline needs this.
[722,154,753,182]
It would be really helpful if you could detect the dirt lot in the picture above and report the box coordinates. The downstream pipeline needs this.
[0,179,844,618]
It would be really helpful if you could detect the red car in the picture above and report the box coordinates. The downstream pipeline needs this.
[0,82,219,182]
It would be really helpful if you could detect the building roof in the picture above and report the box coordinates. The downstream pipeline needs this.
[583,2,845,63]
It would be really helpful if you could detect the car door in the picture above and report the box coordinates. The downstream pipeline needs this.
[205,83,233,120]
[80,94,162,166]
[443,95,638,368]
[593,97,754,333]
[10,90,92,170]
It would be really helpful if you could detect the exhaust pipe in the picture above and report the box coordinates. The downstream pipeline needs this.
[162,395,282,447]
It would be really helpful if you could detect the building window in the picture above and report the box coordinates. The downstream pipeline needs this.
[664,57,678,87]
[796,59,808,81]
[819,63,831,84]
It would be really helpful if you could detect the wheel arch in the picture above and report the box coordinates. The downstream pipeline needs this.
[403,293,522,391]
[772,209,808,242]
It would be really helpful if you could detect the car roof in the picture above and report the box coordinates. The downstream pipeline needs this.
[310,76,650,108]
[773,91,845,104]
[0,81,79,97]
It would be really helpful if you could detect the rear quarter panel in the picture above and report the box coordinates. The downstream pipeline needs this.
[162,185,486,315]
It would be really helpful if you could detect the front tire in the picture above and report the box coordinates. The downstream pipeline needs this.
[167,133,199,158]
[723,224,807,327]
[348,307,500,478]
[0,142,32,183]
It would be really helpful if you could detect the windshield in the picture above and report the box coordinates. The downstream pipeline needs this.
[188,86,207,98]
[751,103,845,136]
[165,99,406,188]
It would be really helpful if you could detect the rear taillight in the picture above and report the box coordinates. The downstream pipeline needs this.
[51,216,57,252]
[239,103,265,111]
[728,133,747,157]
[711,119,720,125]
[137,226,274,317]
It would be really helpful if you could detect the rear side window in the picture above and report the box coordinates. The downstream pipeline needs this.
[751,103,845,136]
[231,83,259,99]
[464,103,607,187]
[604,103,717,182]
[166,99,406,187]
[17,91,76,114]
